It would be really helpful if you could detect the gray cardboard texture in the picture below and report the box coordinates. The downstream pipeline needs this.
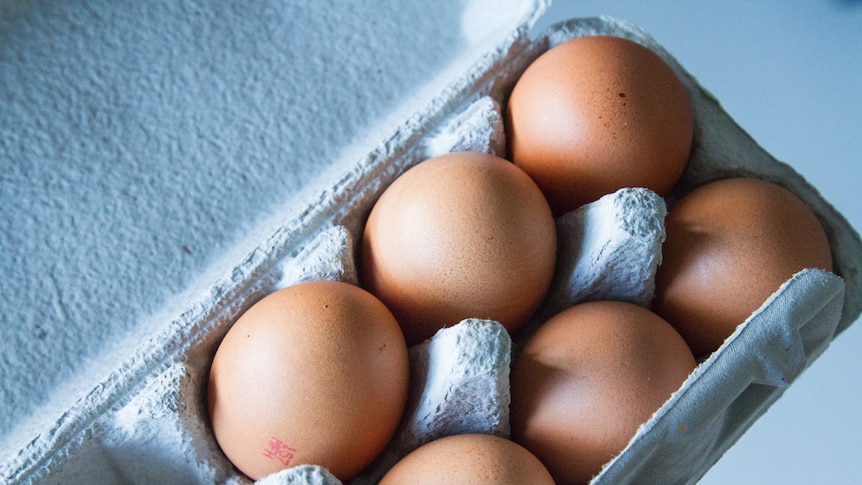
[2,2,860,484]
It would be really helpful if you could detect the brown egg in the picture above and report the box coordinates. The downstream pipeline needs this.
[653,177,833,358]
[207,280,409,481]
[505,35,693,215]
[360,151,557,345]
[510,301,696,485]
[379,433,555,484]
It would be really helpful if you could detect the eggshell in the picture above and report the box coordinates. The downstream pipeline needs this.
[378,433,555,485]
[510,300,696,485]
[207,280,409,481]
[360,151,557,345]
[505,35,693,215]
[653,177,834,358]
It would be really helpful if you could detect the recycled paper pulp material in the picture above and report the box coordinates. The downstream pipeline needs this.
[0,0,547,464]
[2,2,861,484]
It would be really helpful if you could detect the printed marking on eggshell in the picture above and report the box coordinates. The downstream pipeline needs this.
[254,464,343,485]
[349,318,512,484]
[261,437,298,468]
[422,95,506,158]
[275,225,358,290]
[543,187,667,317]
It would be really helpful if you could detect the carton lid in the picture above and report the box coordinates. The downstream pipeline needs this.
[0,0,548,458]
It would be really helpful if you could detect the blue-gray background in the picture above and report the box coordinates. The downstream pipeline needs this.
[536,1,862,483]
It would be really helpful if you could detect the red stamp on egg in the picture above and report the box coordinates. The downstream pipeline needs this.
[262,436,297,466]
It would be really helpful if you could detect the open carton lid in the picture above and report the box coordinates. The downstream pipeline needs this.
[0,0,548,470]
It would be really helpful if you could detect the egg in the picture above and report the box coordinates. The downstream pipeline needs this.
[207,280,409,481]
[653,177,834,359]
[378,433,555,484]
[360,151,557,345]
[509,301,696,485]
[505,35,693,215]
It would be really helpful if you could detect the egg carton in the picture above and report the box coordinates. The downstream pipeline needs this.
[3,14,861,485]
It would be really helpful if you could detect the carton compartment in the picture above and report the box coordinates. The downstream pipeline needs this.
[5,15,860,485]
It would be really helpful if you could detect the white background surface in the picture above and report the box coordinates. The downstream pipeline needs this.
[535,1,862,483]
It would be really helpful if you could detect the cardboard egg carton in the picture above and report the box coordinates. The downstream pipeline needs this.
[3,13,861,485]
